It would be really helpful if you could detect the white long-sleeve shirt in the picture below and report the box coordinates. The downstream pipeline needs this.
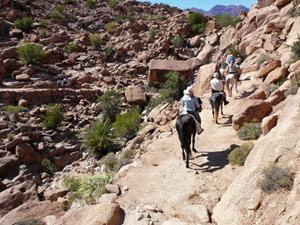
[211,78,223,92]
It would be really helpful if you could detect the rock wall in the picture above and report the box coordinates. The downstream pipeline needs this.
[213,90,300,225]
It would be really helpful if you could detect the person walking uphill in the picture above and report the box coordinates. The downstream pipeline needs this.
[181,86,204,134]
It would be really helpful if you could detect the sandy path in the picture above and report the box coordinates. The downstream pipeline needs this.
[116,73,261,224]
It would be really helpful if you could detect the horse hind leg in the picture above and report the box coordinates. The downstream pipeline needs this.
[214,105,219,124]
[192,132,197,153]
[181,146,185,161]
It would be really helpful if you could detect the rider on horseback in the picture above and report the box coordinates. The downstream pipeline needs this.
[225,57,241,81]
[181,86,204,134]
[211,72,229,105]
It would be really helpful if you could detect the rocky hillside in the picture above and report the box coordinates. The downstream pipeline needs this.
[191,5,249,16]
[1,0,300,224]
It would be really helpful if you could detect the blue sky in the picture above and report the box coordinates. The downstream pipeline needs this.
[147,0,257,11]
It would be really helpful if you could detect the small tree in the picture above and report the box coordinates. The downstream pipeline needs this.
[97,89,122,121]
[291,39,300,62]
[41,159,56,176]
[90,34,103,50]
[15,17,34,33]
[159,71,185,102]
[80,120,115,156]
[42,104,64,129]
[106,21,117,34]
[108,0,118,8]
[17,43,46,64]
[113,109,141,140]
[228,142,254,166]
[214,13,242,28]
[86,0,97,9]
[149,28,157,39]
[188,12,207,34]
[64,43,77,54]
[171,35,183,48]
[237,122,262,140]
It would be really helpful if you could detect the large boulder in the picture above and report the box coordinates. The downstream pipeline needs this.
[257,60,281,79]
[213,92,300,225]
[0,46,18,60]
[0,181,39,216]
[261,114,278,135]
[196,44,215,61]
[275,0,292,8]
[0,155,20,177]
[0,201,66,225]
[194,63,217,96]
[148,102,180,126]
[148,58,202,84]
[232,99,272,130]
[15,143,35,158]
[258,0,276,8]
[125,85,147,106]
[286,17,300,46]
[264,66,288,83]
[52,203,122,225]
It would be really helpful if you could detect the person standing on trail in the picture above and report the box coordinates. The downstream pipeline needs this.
[181,86,204,134]
[210,72,229,105]
[225,57,241,81]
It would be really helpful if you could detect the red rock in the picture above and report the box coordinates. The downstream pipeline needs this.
[0,58,6,77]
[0,181,39,217]
[103,76,115,84]
[257,60,281,79]
[0,201,66,225]
[0,155,20,177]
[262,114,278,135]
[15,74,30,81]
[232,99,272,130]
[105,184,121,196]
[266,89,286,106]
[16,143,34,158]
[247,88,267,100]
[6,138,23,149]
[194,63,217,96]
[9,29,22,39]
[275,0,291,8]
[258,0,276,8]
[132,40,142,52]
[0,47,18,60]
[196,44,215,61]
[125,85,147,106]
[264,66,288,83]
[44,188,69,201]
[18,99,28,107]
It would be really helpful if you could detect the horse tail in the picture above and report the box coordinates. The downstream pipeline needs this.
[225,76,232,97]
[177,119,191,157]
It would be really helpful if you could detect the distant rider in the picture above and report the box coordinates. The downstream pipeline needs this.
[225,57,240,81]
[181,86,204,134]
[211,72,229,105]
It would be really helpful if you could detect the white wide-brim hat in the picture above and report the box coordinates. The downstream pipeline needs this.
[186,86,195,93]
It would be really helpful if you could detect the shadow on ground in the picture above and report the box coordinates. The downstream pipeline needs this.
[192,144,239,172]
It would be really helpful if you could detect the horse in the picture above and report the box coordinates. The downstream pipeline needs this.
[225,73,238,97]
[175,98,202,168]
[209,92,224,124]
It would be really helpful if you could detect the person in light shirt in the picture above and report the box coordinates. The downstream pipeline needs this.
[181,86,204,134]
[210,72,229,105]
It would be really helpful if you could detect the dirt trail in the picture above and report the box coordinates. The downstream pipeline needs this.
[116,73,261,224]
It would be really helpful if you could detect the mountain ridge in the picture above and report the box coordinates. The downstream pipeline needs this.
[191,4,249,16]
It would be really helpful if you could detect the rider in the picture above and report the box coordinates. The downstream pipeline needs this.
[211,72,229,105]
[226,57,240,81]
[181,86,204,134]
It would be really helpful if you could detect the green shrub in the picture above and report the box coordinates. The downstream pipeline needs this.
[159,71,185,103]
[159,3,170,11]
[291,39,300,62]
[97,89,122,121]
[15,17,34,33]
[188,12,207,34]
[228,43,248,63]
[77,172,115,205]
[56,4,64,12]
[7,133,15,141]
[80,120,115,156]
[106,21,117,34]
[149,15,167,21]
[86,0,97,9]
[41,2,47,7]
[108,0,118,8]
[24,0,35,5]
[42,104,64,129]
[101,151,133,172]
[90,34,103,50]
[17,43,46,64]
[258,164,293,193]
[105,45,116,59]
[228,142,254,166]
[214,13,242,28]
[113,109,141,140]
[146,97,165,111]
[51,11,64,20]
[41,159,56,176]
[79,21,86,27]
[275,76,287,87]
[149,28,156,39]
[64,176,81,192]
[15,218,45,225]
[64,0,74,4]
[289,6,300,17]
[171,35,183,48]
[237,122,262,140]
[39,19,49,27]
[64,43,77,54]
[4,105,25,113]
[39,29,47,38]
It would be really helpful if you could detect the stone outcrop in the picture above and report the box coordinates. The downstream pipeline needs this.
[148,58,202,84]
[125,85,147,106]
[194,63,217,96]
[232,99,272,130]
[213,92,300,225]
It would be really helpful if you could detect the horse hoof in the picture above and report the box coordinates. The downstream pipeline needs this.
[183,157,186,161]
[193,149,198,153]
[186,165,190,168]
